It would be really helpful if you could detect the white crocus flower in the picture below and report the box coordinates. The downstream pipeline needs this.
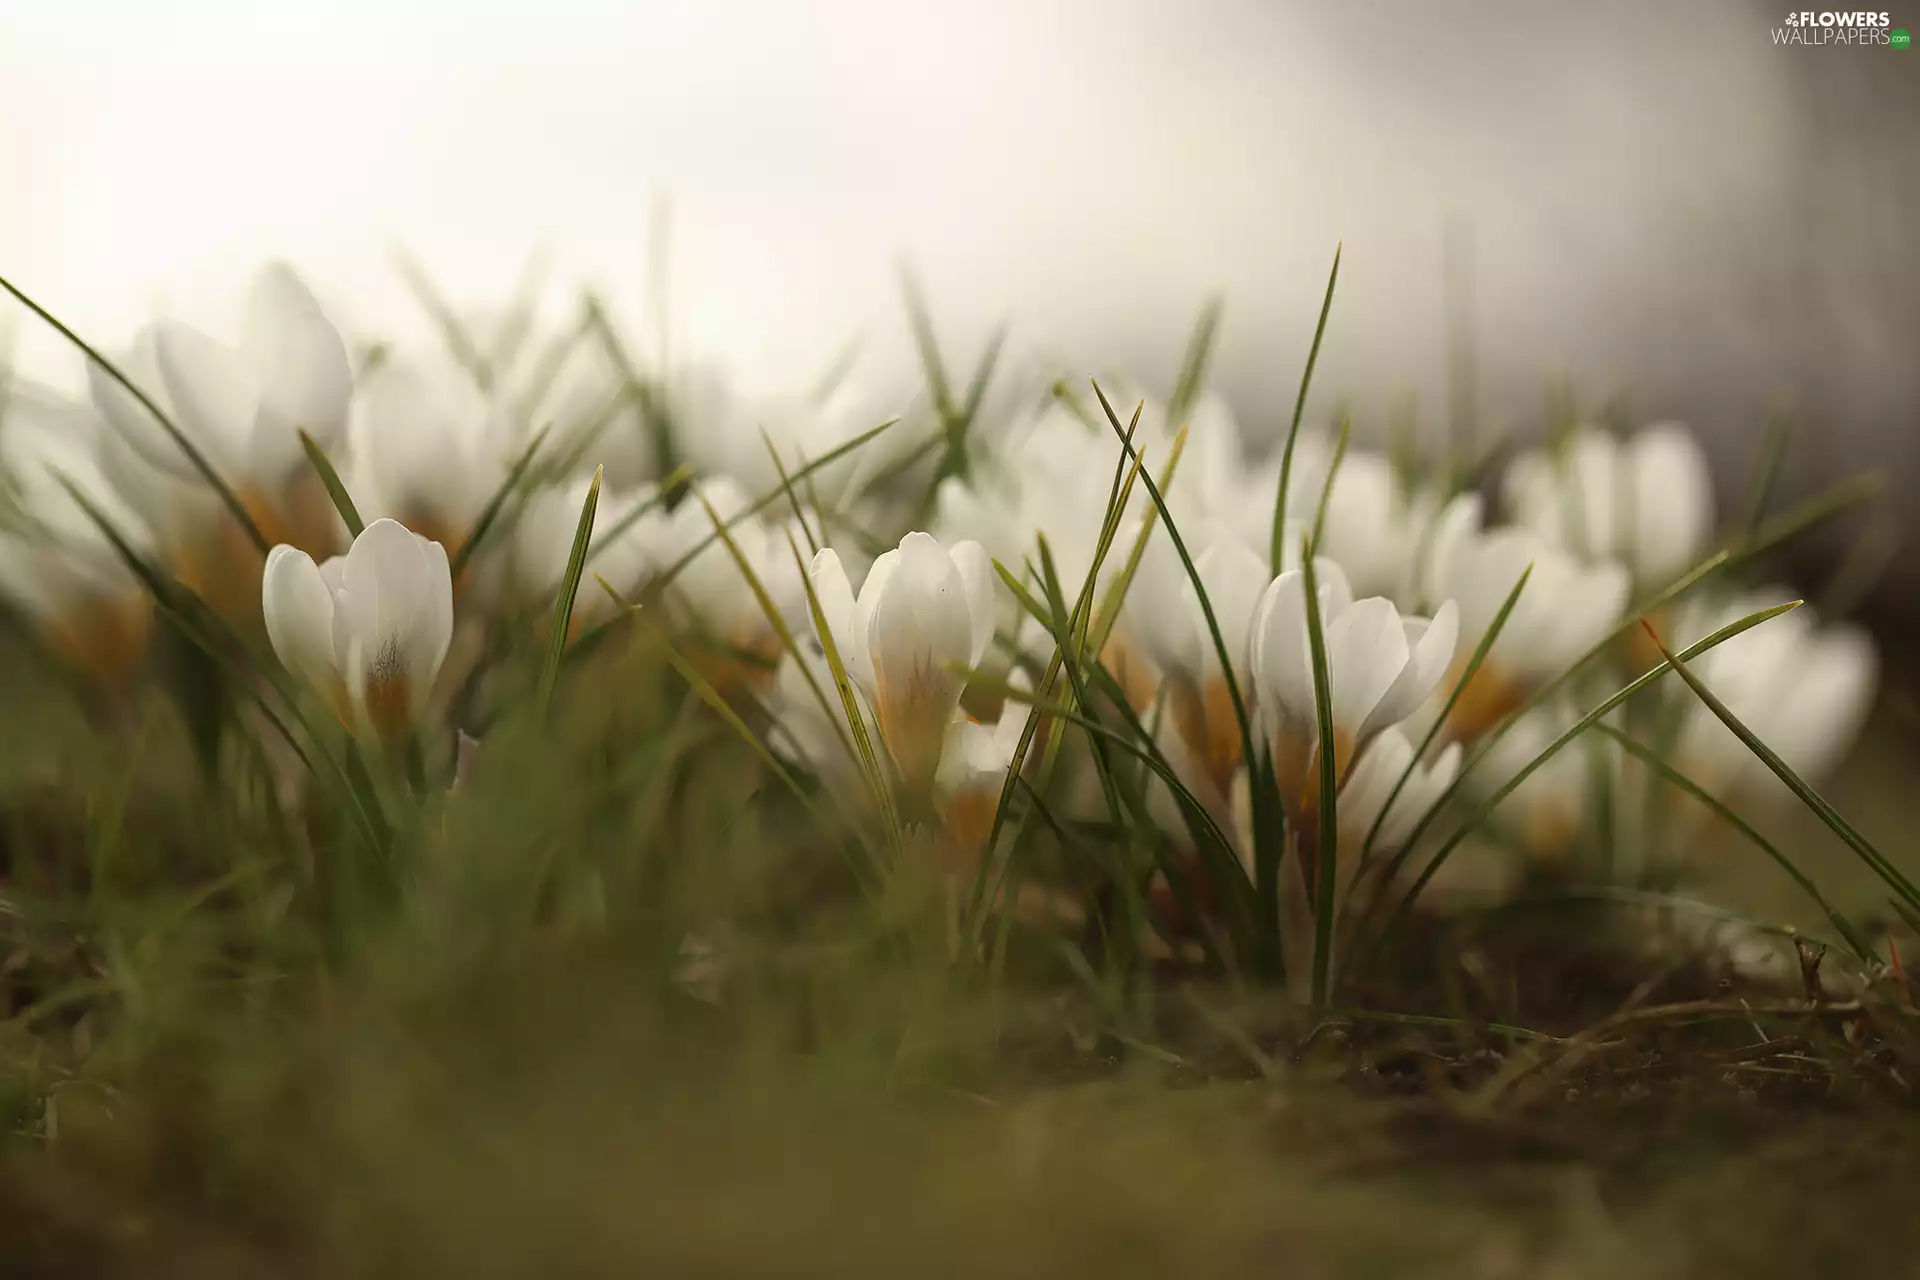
[808,531,997,792]
[91,262,351,492]
[1249,559,1459,808]
[1337,726,1462,855]
[1504,423,1715,589]
[351,357,511,558]
[88,263,353,619]
[1669,590,1877,798]
[262,517,454,742]
[1422,494,1631,739]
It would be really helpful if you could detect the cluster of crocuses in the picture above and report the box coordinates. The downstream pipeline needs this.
[0,261,1881,952]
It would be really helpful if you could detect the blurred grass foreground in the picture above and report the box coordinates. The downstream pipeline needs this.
[0,250,1917,1277]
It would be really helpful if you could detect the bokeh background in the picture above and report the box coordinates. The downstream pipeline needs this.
[3,0,1916,640]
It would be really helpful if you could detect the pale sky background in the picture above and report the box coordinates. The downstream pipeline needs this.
[2,0,1915,550]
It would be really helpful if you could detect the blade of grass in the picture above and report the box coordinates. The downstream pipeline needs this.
[1166,298,1223,431]
[645,418,900,583]
[511,307,592,431]
[975,665,1252,925]
[535,382,639,486]
[964,405,1147,937]
[581,292,683,493]
[1734,471,1883,566]
[959,323,1007,427]
[0,272,270,554]
[1032,539,1126,811]
[1090,380,1274,963]
[1591,721,1874,961]
[1307,408,1351,555]
[297,428,363,538]
[1362,601,1806,960]
[1086,425,1188,657]
[448,422,553,580]
[782,528,900,849]
[897,260,955,422]
[390,246,492,392]
[1300,538,1342,1005]
[535,466,601,719]
[759,429,821,555]
[1032,537,1148,951]
[1083,650,1258,960]
[650,631,821,816]
[1639,620,1920,916]
[809,334,865,406]
[688,485,856,776]
[1270,243,1341,573]
[1741,407,1793,537]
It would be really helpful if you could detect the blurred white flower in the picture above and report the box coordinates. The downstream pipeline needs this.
[662,358,913,509]
[1422,493,1631,737]
[651,477,811,684]
[87,263,353,619]
[1130,528,1272,797]
[351,357,512,556]
[809,530,997,790]
[1313,450,1444,603]
[1467,701,1616,860]
[262,517,454,741]
[1338,725,1462,854]
[1249,559,1458,806]
[768,641,875,788]
[0,388,155,681]
[513,476,664,629]
[1669,590,1877,797]
[1504,423,1715,589]
[90,262,351,493]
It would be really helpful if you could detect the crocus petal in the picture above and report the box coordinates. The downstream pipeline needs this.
[1364,599,1460,738]
[935,718,1002,794]
[152,320,259,478]
[1384,741,1460,850]
[331,518,454,733]
[1338,726,1414,846]
[869,533,971,695]
[243,263,353,471]
[413,534,455,704]
[85,332,191,480]
[808,547,872,690]
[1630,424,1714,583]
[949,538,997,667]
[261,544,337,686]
[851,548,900,670]
[1324,596,1410,741]
[1251,570,1314,719]
[1189,536,1270,682]
[865,533,974,787]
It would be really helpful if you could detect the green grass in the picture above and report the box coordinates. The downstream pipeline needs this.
[1,268,1917,1277]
